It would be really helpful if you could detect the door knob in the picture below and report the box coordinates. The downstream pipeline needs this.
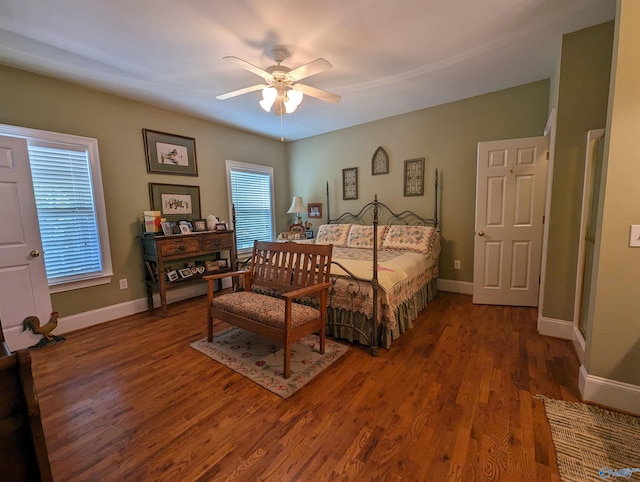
[477,231,485,237]
[30,249,41,257]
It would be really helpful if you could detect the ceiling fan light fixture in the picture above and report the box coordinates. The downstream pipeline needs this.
[259,86,277,112]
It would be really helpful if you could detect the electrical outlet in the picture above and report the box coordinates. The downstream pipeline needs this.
[454,260,461,270]
[119,278,128,290]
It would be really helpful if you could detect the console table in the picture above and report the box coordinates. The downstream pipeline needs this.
[140,231,236,316]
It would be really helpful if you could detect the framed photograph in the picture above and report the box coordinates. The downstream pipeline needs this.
[308,203,322,218]
[214,222,227,231]
[343,167,358,200]
[178,267,193,279]
[205,260,220,272]
[161,221,174,236]
[166,270,179,282]
[193,219,207,232]
[372,146,389,175]
[179,224,191,235]
[149,183,201,221]
[216,259,229,269]
[404,158,425,197]
[143,129,198,176]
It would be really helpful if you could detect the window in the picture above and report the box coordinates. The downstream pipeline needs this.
[226,160,275,251]
[0,124,113,293]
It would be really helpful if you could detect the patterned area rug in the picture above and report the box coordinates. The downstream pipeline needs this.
[191,328,348,399]
[536,396,640,481]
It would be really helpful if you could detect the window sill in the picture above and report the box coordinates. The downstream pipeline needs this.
[49,273,113,294]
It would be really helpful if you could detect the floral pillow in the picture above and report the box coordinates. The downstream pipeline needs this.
[346,224,388,249]
[382,225,438,255]
[315,224,351,246]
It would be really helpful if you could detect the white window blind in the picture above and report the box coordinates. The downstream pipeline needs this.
[227,161,275,250]
[28,142,103,283]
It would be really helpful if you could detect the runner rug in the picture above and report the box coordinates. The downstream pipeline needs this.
[535,395,640,481]
[191,327,348,399]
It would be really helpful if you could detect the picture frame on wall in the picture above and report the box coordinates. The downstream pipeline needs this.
[404,158,425,196]
[371,146,389,175]
[149,183,201,221]
[143,129,198,176]
[342,167,358,200]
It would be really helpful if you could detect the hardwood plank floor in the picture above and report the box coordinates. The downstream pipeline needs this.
[30,292,579,481]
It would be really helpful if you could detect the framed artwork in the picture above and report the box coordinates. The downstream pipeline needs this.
[161,221,174,236]
[372,146,389,175]
[178,267,193,279]
[404,158,425,197]
[342,167,358,200]
[143,129,198,176]
[193,219,207,232]
[308,203,322,218]
[149,183,201,221]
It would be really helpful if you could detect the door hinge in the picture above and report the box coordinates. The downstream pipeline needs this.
[542,215,545,224]
[546,151,550,160]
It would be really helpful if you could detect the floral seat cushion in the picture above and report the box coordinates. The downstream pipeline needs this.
[211,291,320,330]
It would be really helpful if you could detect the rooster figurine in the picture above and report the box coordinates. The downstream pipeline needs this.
[23,311,65,349]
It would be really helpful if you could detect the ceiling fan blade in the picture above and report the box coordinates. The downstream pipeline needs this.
[287,58,332,81]
[216,84,267,100]
[223,56,273,81]
[295,83,341,104]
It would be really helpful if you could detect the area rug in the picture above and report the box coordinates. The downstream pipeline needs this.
[190,328,348,399]
[535,395,640,481]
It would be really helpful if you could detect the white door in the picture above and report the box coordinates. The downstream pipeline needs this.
[0,135,52,350]
[473,136,549,306]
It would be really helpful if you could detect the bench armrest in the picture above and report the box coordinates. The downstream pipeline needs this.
[203,269,248,282]
[282,281,332,300]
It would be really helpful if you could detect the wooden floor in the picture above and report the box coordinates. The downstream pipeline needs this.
[30,292,580,481]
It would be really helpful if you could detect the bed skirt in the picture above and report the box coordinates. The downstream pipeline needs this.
[326,278,438,349]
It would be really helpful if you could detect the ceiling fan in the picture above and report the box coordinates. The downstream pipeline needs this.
[216,48,341,115]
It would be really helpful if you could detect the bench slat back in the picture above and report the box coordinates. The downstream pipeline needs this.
[249,241,332,293]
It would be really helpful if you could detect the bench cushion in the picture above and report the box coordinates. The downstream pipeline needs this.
[211,292,320,330]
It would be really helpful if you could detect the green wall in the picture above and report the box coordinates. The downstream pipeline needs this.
[588,0,640,386]
[288,81,550,282]
[542,22,614,322]
[0,64,287,317]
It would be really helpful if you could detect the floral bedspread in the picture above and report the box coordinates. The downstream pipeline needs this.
[328,247,438,334]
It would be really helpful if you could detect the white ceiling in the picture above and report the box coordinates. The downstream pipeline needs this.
[0,0,615,141]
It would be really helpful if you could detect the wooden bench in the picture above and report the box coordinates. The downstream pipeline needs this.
[204,241,333,379]
[0,323,53,482]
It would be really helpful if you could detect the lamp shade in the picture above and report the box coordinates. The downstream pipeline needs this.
[287,196,306,214]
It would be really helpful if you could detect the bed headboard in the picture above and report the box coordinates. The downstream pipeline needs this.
[325,168,438,228]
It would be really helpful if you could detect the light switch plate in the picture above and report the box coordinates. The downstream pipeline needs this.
[630,225,640,247]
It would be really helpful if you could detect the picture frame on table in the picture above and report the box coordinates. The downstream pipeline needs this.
[404,158,425,197]
[308,203,322,218]
[342,167,358,200]
[193,219,207,232]
[178,267,193,279]
[143,129,198,176]
[161,221,174,236]
[166,270,179,282]
[149,183,201,222]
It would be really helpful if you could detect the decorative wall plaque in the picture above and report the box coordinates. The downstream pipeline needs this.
[372,146,389,175]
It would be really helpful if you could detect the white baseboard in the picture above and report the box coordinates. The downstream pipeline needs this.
[579,365,640,416]
[56,283,209,336]
[537,315,572,340]
[571,325,586,365]
[437,279,473,295]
